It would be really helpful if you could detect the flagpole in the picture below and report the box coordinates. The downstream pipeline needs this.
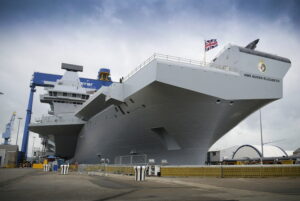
[203,40,206,66]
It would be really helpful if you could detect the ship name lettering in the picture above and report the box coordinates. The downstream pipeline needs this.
[243,73,280,83]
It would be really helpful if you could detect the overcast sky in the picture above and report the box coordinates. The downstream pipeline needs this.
[0,0,299,157]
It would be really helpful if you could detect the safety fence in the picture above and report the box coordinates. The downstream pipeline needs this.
[78,164,300,178]
[32,163,78,171]
[114,154,147,165]
[78,164,134,175]
[161,165,300,177]
[31,163,300,177]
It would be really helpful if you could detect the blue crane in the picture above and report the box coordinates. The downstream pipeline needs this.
[20,68,112,161]
[2,112,16,145]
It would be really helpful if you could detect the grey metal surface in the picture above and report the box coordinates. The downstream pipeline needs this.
[30,44,291,164]
[73,81,272,164]
[61,63,83,72]
[239,47,291,63]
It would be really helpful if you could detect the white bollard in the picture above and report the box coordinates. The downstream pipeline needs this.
[134,166,142,181]
[61,165,64,174]
[134,166,138,181]
[63,165,67,175]
[66,164,69,175]
[141,166,146,181]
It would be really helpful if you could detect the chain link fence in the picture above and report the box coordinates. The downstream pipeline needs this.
[114,154,147,165]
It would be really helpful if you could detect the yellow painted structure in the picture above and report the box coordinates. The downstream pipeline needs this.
[68,164,78,171]
[4,164,16,168]
[161,165,300,177]
[280,160,294,165]
[32,163,43,169]
[79,164,300,178]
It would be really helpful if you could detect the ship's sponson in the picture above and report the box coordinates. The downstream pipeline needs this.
[75,45,291,121]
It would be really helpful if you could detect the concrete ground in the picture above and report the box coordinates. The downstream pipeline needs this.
[0,168,299,201]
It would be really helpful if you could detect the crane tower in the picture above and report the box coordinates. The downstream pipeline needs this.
[2,112,16,145]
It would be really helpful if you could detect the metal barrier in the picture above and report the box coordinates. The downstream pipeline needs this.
[32,163,43,169]
[114,154,147,166]
[78,164,300,178]
[78,164,135,175]
[161,165,300,177]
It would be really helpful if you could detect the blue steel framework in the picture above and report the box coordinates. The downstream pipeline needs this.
[21,72,112,160]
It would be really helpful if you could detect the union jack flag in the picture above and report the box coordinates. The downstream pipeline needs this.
[205,39,218,51]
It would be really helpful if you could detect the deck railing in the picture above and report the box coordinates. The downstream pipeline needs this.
[123,53,239,81]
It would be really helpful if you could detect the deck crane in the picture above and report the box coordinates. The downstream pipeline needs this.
[2,112,16,145]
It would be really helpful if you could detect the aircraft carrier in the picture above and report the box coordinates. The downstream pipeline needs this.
[29,40,291,165]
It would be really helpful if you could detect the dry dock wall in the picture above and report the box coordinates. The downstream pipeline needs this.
[0,145,18,168]
[78,164,300,177]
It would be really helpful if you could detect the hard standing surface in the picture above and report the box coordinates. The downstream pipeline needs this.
[0,169,300,201]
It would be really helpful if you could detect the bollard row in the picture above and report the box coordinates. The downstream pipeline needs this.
[43,164,69,175]
[61,164,70,175]
[134,166,147,181]
[43,164,50,172]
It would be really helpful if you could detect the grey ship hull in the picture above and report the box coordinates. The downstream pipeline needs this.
[30,45,291,165]
[74,82,271,165]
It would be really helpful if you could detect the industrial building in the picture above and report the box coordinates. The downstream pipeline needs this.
[0,144,18,167]
[207,144,295,165]
[232,144,288,159]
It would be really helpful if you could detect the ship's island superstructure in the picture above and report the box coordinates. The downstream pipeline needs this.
[30,41,291,165]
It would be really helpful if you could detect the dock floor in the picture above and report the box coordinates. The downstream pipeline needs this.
[0,168,300,201]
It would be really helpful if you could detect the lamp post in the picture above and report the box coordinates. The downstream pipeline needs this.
[102,158,109,176]
[97,153,102,162]
[32,136,36,159]
[16,117,23,146]
[97,153,110,176]
[259,109,264,165]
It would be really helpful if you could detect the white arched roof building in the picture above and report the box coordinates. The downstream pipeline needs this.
[232,144,288,159]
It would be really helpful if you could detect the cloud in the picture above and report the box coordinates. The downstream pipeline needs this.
[0,0,299,156]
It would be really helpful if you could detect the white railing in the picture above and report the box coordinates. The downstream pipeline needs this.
[123,53,239,81]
